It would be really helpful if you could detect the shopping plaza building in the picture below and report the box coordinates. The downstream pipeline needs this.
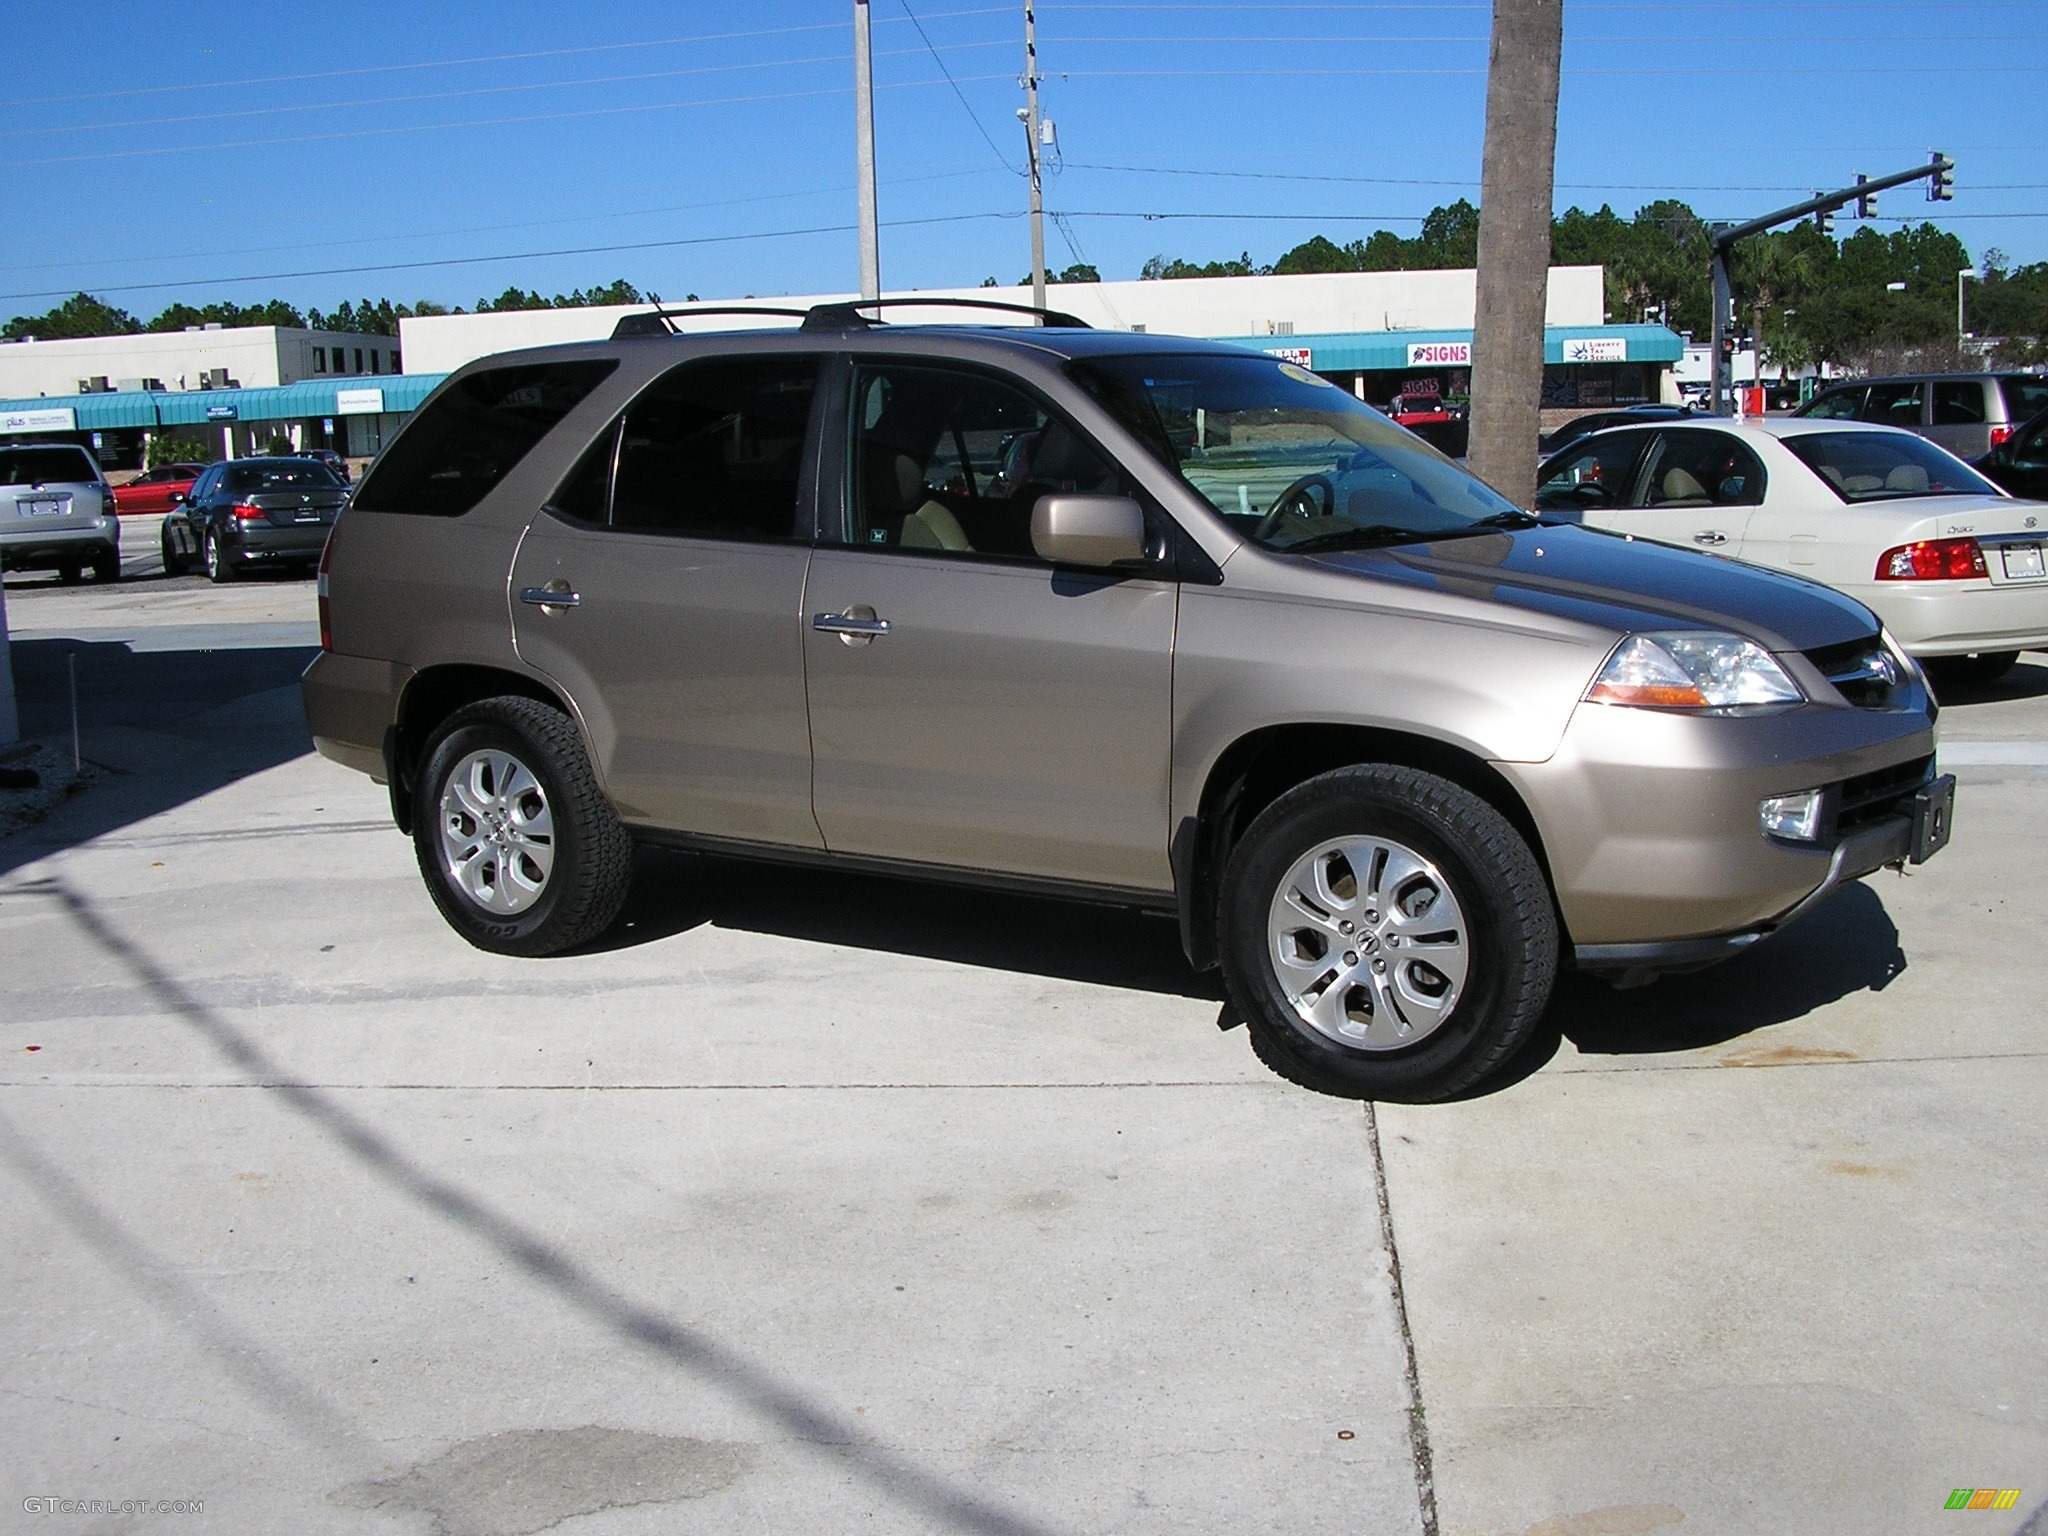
[1,266,1683,469]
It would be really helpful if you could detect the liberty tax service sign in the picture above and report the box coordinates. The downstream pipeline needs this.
[1563,337,1628,363]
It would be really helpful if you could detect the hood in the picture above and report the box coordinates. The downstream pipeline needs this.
[1315,523,1879,653]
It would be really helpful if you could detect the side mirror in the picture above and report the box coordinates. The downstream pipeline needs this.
[1031,493,1149,568]
[168,491,186,504]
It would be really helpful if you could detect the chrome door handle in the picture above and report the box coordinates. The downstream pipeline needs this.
[1692,531,1727,546]
[812,611,890,636]
[520,585,580,608]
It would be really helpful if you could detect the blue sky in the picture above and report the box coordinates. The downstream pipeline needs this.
[3,0,2042,320]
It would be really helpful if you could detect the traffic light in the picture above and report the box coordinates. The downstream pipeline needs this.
[1815,205,1835,238]
[1855,173,1877,220]
[1930,152,1954,201]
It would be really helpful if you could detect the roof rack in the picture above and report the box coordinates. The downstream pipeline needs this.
[611,304,810,338]
[799,296,1092,332]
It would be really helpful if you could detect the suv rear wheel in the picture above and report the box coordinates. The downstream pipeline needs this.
[1218,765,1556,1102]
[413,697,633,956]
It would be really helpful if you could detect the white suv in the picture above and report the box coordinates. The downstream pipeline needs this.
[0,443,120,583]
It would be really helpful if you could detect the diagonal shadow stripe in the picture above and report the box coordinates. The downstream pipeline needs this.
[26,874,1060,1536]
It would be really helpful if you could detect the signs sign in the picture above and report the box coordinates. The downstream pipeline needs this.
[1,406,77,434]
[335,387,385,416]
[1406,341,1470,367]
[1563,336,1627,363]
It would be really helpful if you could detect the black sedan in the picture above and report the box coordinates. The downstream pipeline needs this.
[162,457,348,582]
[1538,403,1692,457]
[1974,405,2048,502]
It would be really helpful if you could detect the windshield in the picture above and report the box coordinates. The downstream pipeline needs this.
[1072,353,1525,552]
[1783,430,2000,503]
[1,447,97,486]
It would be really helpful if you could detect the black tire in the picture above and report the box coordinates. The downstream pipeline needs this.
[1217,765,1557,1102]
[1925,650,2018,692]
[412,696,633,957]
[92,545,120,583]
[203,529,235,583]
[160,530,185,577]
[56,559,84,585]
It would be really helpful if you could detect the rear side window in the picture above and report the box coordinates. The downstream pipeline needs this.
[1931,381,1986,425]
[2000,376,2048,421]
[352,359,617,516]
[1859,381,1923,428]
[0,446,97,486]
[1800,387,1864,421]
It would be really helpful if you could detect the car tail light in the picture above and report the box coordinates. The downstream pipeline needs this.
[1876,537,1987,581]
[232,500,267,521]
[316,530,335,652]
[1990,424,2014,448]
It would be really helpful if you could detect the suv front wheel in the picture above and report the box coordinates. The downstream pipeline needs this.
[413,697,634,956]
[1218,765,1557,1102]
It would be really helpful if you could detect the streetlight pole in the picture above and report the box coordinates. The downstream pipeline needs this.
[1020,0,1046,314]
[1958,267,1981,356]
[854,0,880,301]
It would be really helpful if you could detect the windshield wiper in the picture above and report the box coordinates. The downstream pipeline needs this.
[1281,524,1443,554]
[1472,509,1545,528]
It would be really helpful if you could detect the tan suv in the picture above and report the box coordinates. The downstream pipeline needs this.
[303,302,1955,1100]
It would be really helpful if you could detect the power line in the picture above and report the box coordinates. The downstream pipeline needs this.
[1063,160,2048,194]
[0,212,1027,306]
[898,0,1023,174]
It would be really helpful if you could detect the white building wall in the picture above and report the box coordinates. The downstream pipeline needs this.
[0,326,398,400]
[399,267,1610,377]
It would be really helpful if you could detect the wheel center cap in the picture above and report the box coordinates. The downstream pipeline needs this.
[1359,932,1380,954]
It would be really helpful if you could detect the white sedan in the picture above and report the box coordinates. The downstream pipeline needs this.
[1535,418,2048,684]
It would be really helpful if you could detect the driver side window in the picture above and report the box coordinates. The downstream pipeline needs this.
[1535,432,1650,515]
[847,364,1120,561]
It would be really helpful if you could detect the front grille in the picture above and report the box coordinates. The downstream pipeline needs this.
[1804,634,1905,709]
[1832,755,1934,837]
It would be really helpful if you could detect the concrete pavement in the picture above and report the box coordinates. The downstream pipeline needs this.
[0,569,2041,1534]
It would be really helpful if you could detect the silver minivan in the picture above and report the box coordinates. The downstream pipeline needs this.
[1796,372,2048,458]
[0,442,121,583]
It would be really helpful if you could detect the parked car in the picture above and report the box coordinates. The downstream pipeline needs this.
[303,312,1952,1102]
[1973,405,2048,502]
[0,442,119,583]
[111,461,209,517]
[1539,404,1691,457]
[1536,418,2048,685]
[161,457,348,582]
[1793,372,2048,459]
[1387,393,1458,428]
[296,449,350,483]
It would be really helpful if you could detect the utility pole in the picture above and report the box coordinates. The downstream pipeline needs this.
[1466,0,1563,510]
[854,0,880,300]
[1020,0,1046,314]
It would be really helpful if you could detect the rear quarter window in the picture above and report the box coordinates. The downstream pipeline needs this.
[2000,377,2048,421]
[352,359,617,516]
[1,446,97,485]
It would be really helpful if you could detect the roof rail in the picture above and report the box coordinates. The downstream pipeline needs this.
[611,304,809,338]
[800,296,1093,332]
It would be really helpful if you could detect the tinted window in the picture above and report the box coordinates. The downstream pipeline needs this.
[603,357,818,540]
[1785,431,1999,502]
[1638,430,1766,507]
[1999,377,2048,421]
[1931,381,1986,426]
[0,447,97,486]
[353,359,616,516]
[1535,431,1652,512]
[223,461,344,494]
[2009,415,2048,469]
[1859,381,1923,428]
[850,364,1119,559]
[1801,387,1865,421]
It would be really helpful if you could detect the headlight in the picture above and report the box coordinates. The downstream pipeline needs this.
[1586,631,1804,709]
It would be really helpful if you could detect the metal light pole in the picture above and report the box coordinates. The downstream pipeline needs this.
[854,0,880,300]
[1021,0,1046,314]
[1958,267,1980,354]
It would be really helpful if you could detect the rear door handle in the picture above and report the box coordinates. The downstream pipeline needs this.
[1692,531,1727,546]
[520,584,580,609]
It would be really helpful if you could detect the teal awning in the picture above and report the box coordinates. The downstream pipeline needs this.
[0,372,448,433]
[1212,323,1685,372]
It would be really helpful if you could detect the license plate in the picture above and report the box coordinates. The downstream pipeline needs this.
[1999,541,2044,580]
[1911,773,1957,864]
[19,497,63,517]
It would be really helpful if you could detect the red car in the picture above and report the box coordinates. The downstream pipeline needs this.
[1388,394,1458,428]
[112,462,208,516]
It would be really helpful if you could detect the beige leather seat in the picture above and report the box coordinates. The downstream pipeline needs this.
[901,500,972,551]
[1659,467,1709,505]
[868,451,973,551]
[1885,464,1930,494]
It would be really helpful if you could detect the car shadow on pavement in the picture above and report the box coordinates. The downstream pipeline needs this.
[1477,881,1907,1092]
[595,845,1221,1001]
[1930,653,2048,706]
[0,636,318,878]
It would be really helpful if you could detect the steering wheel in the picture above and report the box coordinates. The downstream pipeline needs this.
[1253,474,1338,542]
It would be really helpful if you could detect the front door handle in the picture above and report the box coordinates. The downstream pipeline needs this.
[1692,531,1728,546]
[812,607,890,645]
[520,583,580,609]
